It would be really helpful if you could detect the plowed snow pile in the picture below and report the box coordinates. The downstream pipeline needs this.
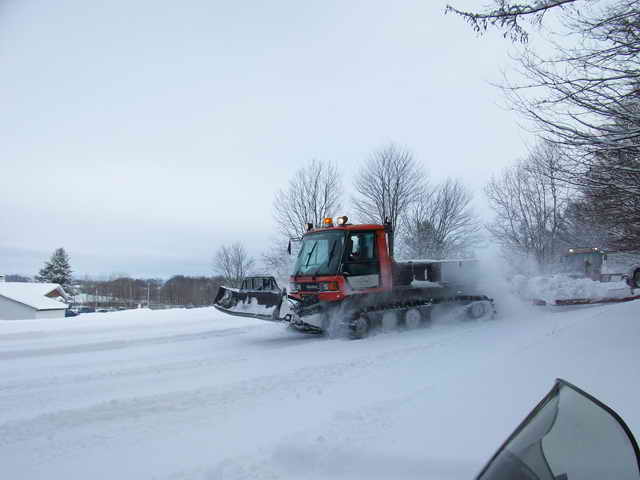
[511,274,631,303]
[1,302,639,479]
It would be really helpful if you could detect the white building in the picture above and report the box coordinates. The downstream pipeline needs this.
[0,278,68,320]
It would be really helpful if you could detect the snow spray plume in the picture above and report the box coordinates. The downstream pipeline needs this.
[474,247,539,319]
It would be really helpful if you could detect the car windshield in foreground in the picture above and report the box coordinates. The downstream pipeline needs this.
[477,379,640,480]
[292,230,345,277]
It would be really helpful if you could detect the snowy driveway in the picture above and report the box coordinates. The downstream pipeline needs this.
[1,301,639,479]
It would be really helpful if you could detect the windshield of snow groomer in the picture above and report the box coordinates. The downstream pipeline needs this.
[563,252,603,275]
[293,230,345,276]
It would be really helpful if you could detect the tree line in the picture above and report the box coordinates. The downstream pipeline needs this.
[19,271,224,308]
[73,275,224,308]
[446,0,640,272]
[10,248,225,307]
[216,0,639,280]
[21,1,639,287]
[214,145,484,286]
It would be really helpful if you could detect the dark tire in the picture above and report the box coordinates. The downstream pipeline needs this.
[632,268,640,289]
[404,308,422,329]
[467,301,489,320]
[421,306,433,326]
[351,313,370,339]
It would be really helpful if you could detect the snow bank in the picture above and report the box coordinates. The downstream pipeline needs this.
[511,274,631,304]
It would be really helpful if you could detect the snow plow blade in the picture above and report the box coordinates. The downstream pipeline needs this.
[554,294,640,306]
[213,276,286,322]
[534,294,640,306]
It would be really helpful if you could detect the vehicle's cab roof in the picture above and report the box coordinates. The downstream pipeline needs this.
[305,224,384,234]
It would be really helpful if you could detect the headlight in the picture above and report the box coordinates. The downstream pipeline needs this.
[318,281,339,292]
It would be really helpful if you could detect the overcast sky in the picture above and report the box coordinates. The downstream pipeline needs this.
[1,0,535,278]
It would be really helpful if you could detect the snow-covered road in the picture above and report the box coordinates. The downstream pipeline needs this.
[1,300,639,479]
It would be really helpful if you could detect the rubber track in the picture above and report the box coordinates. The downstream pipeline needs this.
[351,295,492,319]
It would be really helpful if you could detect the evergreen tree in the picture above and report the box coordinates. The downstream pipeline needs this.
[36,248,73,291]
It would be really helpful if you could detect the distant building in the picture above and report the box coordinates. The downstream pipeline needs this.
[0,278,68,320]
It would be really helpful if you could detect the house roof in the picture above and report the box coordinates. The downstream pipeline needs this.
[0,282,68,311]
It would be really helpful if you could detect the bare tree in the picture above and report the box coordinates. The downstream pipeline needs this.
[5,274,31,282]
[485,142,570,270]
[272,159,342,240]
[571,114,640,251]
[213,242,254,287]
[445,0,578,43]
[260,236,296,285]
[448,0,640,249]
[352,143,425,256]
[266,159,341,279]
[74,276,221,308]
[160,275,223,306]
[447,0,639,161]
[400,179,482,259]
[558,199,611,249]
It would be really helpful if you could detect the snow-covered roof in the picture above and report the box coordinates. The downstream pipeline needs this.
[0,282,68,311]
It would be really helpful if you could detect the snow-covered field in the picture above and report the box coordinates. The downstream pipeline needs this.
[1,300,639,479]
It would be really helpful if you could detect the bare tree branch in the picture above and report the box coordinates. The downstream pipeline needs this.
[272,159,342,240]
[400,179,482,259]
[352,143,425,256]
[485,142,571,270]
[445,0,579,42]
[451,0,640,249]
[213,242,254,287]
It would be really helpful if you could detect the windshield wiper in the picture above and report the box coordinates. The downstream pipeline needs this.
[304,241,319,268]
[309,239,338,278]
[327,239,338,264]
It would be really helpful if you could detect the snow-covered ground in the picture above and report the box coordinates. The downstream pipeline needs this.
[1,301,639,479]
[511,274,633,304]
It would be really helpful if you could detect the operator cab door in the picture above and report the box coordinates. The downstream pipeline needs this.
[341,231,380,290]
